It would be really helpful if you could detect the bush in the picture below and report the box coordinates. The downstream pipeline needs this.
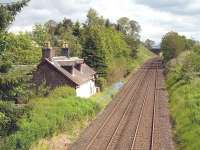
[2,33,41,65]
[161,32,193,62]
[0,112,10,136]
[1,87,101,150]
[0,60,11,73]
[49,86,75,98]
[0,66,35,102]
[96,77,107,90]
[0,101,30,136]
[166,50,200,149]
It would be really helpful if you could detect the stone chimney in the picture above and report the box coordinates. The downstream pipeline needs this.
[42,41,54,60]
[61,41,69,57]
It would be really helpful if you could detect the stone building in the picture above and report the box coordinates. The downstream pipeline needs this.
[33,42,97,98]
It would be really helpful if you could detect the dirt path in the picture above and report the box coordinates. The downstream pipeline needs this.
[69,58,174,150]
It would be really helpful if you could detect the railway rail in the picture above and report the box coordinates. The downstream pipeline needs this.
[69,58,174,150]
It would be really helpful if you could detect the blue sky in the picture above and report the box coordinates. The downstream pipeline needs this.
[3,0,200,43]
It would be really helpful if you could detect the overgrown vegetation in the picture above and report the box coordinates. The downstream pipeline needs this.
[161,32,194,62]
[162,32,200,149]
[0,87,101,150]
[0,2,154,149]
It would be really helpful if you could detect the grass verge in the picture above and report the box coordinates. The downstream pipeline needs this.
[166,55,200,150]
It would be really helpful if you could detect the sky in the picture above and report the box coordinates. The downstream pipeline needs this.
[3,0,200,43]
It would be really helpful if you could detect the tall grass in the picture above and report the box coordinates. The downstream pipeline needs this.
[166,57,200,150]
[1,87,101,150]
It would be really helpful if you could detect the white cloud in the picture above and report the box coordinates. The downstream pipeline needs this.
[8,0,200,43]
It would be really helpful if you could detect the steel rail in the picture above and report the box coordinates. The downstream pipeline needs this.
[130,63,157,150]
[105,68,152,150]
[150,62,159,150]
[85,65,150,150]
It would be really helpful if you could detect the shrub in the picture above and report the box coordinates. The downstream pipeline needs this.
[49,86,75,98]
[0,60,12,73]
[96,77,107,90]
[2,87,101,150]
[0,112,10,136]
[0,101,30,136]
[166,50,200,149]
[0,65,35,102]
[161,32,193,62]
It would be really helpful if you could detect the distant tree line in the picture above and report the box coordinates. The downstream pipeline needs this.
[31,8,142,86]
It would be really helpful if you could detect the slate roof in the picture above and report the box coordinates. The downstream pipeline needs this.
[43,56,96,86]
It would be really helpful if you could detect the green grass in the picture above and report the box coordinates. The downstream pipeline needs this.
[0,87,101,150]
[0,46,154,150]
[166,54,200,150]
[130,44,155,69]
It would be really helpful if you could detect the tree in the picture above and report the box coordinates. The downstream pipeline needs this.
[117,17,130,35]
[60,32,82,57]
[32,24,48,46]
[0,0,30,55]
[161,32,188,62]
[117,17,141,39]
[0,0,30,72]
[0,0,30,32]
[86,8,105,26]
[3,33,41,65]
[144,39,155,49]
[105,19,111,27]
[72,21,81,37]
[129,20,141,39]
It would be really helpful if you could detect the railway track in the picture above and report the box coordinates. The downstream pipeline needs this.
[69,58,173,150]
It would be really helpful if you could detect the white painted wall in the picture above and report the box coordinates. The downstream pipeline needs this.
[76,79,96,98]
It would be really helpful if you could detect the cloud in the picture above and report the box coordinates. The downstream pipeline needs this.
[8,0,200,43]
[134,0,200,15]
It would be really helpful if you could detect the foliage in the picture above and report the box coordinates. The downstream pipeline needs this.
[1,86,101,150]
[32,24,48,46]
[124,35,139,58]
[161,32,194,62]
[81,10,132,80]
[0,59,11,73]
[0,1,32,74]
[2,32,41,65]
[48,86,75,98]
[0,101,30,136]
[144,39,155,50]
[86,8,105,26]
[0,32,40,102]
[0,0,30,32]
[117,17,141,39]
[182,45,200,76]
[0,112,10,136]
[59,31,82,57]
[0,65,35,102]
[166,46,200,149]
[96,77,107,90]
[131,44,155,69]
[31,9,141,83]
[167,73,200,150]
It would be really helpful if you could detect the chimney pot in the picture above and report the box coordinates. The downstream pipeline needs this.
[61,41,70,57]
[42,41,54,60]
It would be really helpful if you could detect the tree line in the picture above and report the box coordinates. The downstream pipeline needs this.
[0,6,142,102]
[0,1,145,141]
